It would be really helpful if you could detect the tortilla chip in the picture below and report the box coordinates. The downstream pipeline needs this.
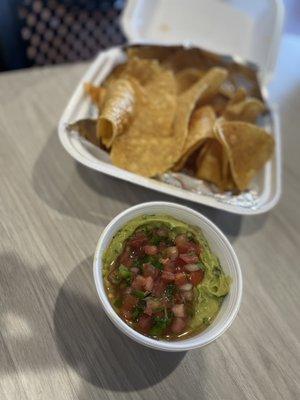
[214,120,275,191]
[110,69,178,176]
[84,83,106,109]
[172,67,228,161]
[175,68,204,94]
[196,67,228,104]
[196,140,224,188]
[97,78,135,148]
[173,106,216,171]
[111,67,226,177]
[223,97,266,123]
[229,87,247,104]
[222,168,236,191]
[105,57,163,88]
[67,119,99,146]
[195,134,236,191]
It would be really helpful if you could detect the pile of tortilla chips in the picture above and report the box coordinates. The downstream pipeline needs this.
[71,45,275,193]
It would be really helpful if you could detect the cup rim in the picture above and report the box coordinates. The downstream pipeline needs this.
[93,201,242,351]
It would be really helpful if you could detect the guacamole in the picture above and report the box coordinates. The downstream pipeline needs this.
[103,215,230,339]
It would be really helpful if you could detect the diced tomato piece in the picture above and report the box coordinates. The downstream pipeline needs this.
[142,263,159,278]
[144,245,158,255]
[175,235,200,254]
[170,317,186,334]
[174,257,186,273]
[131,275,146,291]
[122,294,138,311]
[144,276,154,291]
[119,250,133,267]
[190,270,204,285]
[174,273,187,286]
[173,292,184,304]
[129,232,148,249]
[137,314,153,333]
[161,257,175,272]
[180,253,199,264]
[161,270,175,283]
[152,279,167,297]
[175,235,195,253]
[132,274,153,291]
[164,262,175,273]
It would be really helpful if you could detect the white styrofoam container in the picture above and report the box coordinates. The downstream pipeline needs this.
[93,202,242,351]
[58,0,283,215]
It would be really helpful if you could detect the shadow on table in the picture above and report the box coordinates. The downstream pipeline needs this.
[0,251,225,398]
[54,256,186,391]
[32,131,269,242]
[0,251,64,375]
[0,252,184,392]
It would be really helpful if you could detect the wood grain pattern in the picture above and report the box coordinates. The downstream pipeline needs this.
[0,45,300,399]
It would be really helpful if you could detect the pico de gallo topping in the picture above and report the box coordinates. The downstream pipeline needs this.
[103,215,230,340]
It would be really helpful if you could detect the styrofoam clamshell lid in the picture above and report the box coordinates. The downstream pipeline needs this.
[121,0,284,84]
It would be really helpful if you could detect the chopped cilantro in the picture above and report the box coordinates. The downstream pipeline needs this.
[150,236,163,246]
[153,306,165,313]
[133,259,142,268]
[132,290,146,299]
[114,298,122,308]
[186,232,194,240]
[166,284,176,300]
[142,255,163,270]
[118,265,131,279]
[152,259,163,270]
[132,300,146,321]
[150,314,172,336]
[213,266,222,277]
[118,265,132,286]
[197,262,205,270]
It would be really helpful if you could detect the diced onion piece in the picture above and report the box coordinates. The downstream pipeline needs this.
[172,304,185,317]
[182,290,193,301]
[179,283,193,291]
[144,276,154,291]
[184,263,200,272]
[157,228,168,237]
[165,246,178,260]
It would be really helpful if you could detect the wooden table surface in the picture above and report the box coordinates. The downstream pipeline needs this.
[1,36,299,400]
